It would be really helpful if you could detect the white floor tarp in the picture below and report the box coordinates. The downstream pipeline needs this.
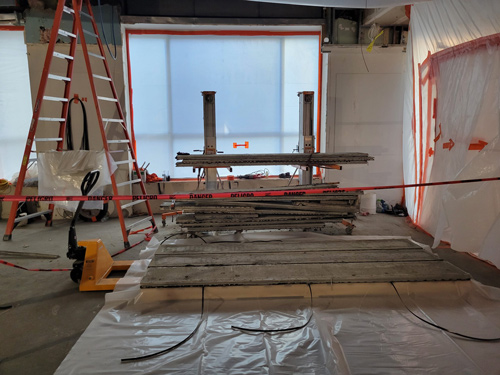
[56,235,500,374]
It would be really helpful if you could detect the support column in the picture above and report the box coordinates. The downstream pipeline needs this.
[298,91,315,185]
[202,91,217,190]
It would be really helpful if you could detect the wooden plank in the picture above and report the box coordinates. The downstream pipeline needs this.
[155,239,423,255]
[178,222,329,232]
[177,201,358,212]
[175,152,374,167]
[149,249,438,267]
[178,215,352,224]
[141,260,470,288]
[175,194,361,204]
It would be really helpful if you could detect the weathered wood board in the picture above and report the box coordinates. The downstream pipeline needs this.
[154,239,423,255]
[150,249,437,267]
[142,239,470,288]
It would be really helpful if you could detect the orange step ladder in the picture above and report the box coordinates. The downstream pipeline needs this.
[3,0,157,248]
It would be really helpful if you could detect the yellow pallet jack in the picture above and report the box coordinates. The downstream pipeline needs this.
[67,171,132,291]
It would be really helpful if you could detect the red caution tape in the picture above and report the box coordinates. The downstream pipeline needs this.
[0,259,70,272]
[0,177,499,203]
[110,239,146,258]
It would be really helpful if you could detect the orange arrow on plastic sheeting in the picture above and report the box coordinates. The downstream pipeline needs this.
[468,140,488,151]
[443,139,455,150]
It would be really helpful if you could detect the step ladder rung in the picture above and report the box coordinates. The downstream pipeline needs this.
[48,74,71,82]
[103,118,124,123]
[83,29,98,38]
[63,6,74,14]
[35,138,63,142]
[28,158,37,163]
[88,52,105,60]
[43,96,68,102]
[109,150,127,154]
[114,159,135,165]
[79,10,92,19]
[97,96,118,102]
[53,51,74,61]
[121,200,146,209]
[116,179,142,187]
[58,29,77,39]
[93,74,112,82]
[39,117,65,122]
[14,210,53,223]
[126,216,153,231]
[107,139,130,144]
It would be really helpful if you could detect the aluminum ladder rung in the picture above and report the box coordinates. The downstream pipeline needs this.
[103,118,124,123]
[53,51,74,60]
[43,96,68,102]
[14,210,53,223]
[107,139,130,144]
[97,96,118,102]
[35,137,63,142]
[28,158,37,163]
[93,74,112,82]
[116,179,142,187]
[79,10,92,19]
[126,216,153,231]
[48,74,71,82]
[109,150,127,154]
[114,159,135,165]
[63,6,74,14]
[83,29,98,38]
[58,29,77,39]
[121,200,146,210]
[88,52,105,60]
[39,117,65,122]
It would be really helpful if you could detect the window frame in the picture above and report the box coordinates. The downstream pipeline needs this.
[124,27,323,180]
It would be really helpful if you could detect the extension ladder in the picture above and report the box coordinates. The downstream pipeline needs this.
[3,0,157,247]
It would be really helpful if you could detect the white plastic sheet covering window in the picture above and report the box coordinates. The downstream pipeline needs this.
[55,234,500,374]
[0,29,32,181]
[127,33,319,178]
[403,0,500,267]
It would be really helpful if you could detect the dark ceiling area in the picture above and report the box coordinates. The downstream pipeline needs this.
[120,0,323,19]
[8,0,324,19]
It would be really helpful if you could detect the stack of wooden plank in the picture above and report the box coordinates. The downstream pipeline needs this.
[173,184,362,232]
[175,152,374,168]
[141,238,470,288]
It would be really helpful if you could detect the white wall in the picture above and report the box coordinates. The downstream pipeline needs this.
[324,46,406,206]
[0,30,32,181]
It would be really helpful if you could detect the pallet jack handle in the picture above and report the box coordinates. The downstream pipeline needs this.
[67,170,100,260]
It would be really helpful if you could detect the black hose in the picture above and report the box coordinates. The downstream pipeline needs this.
[66,98,89,151]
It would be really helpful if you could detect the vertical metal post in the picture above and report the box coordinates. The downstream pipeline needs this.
[202,91,217,190]
[298,91,315,185]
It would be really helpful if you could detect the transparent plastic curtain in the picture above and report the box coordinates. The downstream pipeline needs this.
[403,0,500,267]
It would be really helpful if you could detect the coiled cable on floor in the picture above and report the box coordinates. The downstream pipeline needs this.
[391,282,500,342]
[231,284,313,334]
[121,287,205,363]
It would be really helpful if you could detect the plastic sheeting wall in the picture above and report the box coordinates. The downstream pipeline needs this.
[403,0,500,267]
[0,29,33,181]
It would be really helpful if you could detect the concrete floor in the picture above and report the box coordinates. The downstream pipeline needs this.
[0,213,499,374]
